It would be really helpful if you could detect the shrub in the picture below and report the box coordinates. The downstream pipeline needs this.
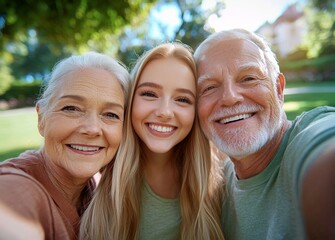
[0,81,42,109]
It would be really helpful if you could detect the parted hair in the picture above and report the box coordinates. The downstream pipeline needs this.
[80,42,225,240]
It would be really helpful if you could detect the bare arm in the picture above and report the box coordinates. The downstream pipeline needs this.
[0,202,44,240]
[301,137,335,240]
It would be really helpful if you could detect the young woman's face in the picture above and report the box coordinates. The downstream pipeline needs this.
[132,57,196,155]
[38,68,125,181]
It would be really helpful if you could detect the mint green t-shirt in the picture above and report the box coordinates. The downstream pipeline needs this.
[139,181,181,240]
[221,106,335,240]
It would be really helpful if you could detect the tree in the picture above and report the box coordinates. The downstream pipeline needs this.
[117,0,225,68]
[302,0,335,57]
[173,0,224,49]
[0,0,158,54]
[0,59,14,95]
[0,0,159,84]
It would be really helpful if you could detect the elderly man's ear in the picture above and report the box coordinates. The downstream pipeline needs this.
[276,73,286,104]
[36,104,45,137]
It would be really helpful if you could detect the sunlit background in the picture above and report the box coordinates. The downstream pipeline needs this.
[0,0,334,160]
[151,0,306,34]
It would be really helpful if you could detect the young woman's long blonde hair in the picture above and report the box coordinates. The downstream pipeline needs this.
[80,42,225,240]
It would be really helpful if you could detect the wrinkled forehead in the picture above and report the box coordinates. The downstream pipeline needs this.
[198,38,264,63]
[197,38,266,81]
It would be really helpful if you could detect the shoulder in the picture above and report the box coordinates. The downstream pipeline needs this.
[278,107,334,178]
[282,107,335,180]
[293,106,335,131]
[0,150,43,173]
[0,162,73,238]
[0,165,54,220]
[288,106,335,146]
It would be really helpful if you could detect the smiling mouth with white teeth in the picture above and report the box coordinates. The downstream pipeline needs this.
[67,144,102,152]
[219,113,253,124]
[148,123,175,133]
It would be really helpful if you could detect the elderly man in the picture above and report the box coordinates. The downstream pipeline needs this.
[194,28,335,240]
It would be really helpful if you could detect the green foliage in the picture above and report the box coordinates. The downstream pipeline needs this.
[172,0,212,48]
[117,0,222,67]
[0,59,14,95]
[0,81,42,108]
[281,54,335,71]
[310,0,334,10]
[0,0,158,54]
[10,43,70,80]
[302,0,335,58]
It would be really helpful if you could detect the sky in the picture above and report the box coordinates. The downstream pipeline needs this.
[205,0,306,32]
[149,0,306,39]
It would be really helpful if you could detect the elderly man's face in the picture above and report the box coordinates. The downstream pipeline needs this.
[38,68,125,181]
[197,39,284,159]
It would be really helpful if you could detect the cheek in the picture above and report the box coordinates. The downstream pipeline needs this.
[180,108,195,131]
[131,107,142,136]
[44,117,75,142]
[256,84,282,120]
[131,98,147,122]
[261,83,280,106]
[106,124,123,147]
[198,98,212,123]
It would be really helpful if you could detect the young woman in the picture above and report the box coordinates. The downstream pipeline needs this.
[80,43,225,240]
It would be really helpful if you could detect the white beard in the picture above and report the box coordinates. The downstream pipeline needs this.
[209,105,283,160]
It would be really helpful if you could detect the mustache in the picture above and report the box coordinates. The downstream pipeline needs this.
[208,104,264,121]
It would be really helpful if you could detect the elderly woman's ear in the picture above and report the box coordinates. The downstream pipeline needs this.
[36,103,45,137]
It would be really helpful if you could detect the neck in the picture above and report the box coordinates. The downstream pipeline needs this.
[42,155,87,208]
[232,119,292,179]
[142,149,180,199]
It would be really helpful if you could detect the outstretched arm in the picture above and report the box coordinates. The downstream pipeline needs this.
[0,202,44,240]
[301,137,335,240]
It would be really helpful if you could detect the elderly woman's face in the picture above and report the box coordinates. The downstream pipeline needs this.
[38,68,125,180]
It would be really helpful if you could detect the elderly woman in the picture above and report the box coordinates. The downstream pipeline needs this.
[0,52,130,240]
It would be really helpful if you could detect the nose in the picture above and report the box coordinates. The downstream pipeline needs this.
[79,113,102,137]
[219,81,243,106]
[155,99,174,119]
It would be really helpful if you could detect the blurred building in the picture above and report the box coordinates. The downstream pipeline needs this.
[256,3,308,58]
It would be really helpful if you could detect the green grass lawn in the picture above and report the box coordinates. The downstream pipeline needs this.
[284,92,335,120]
[0,108,43,161]
[0,82,334,162]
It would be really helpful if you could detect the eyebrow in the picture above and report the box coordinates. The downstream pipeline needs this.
[178,88,195,98]
[137,82,161,89]
[198,74,212,85]
[59,95,124,109]
[238,63,263,72]
[137,81,195,98]
[198,63,264,83]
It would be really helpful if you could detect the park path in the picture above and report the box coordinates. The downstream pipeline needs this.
[284,86,335,95]
[0,106,36,116]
